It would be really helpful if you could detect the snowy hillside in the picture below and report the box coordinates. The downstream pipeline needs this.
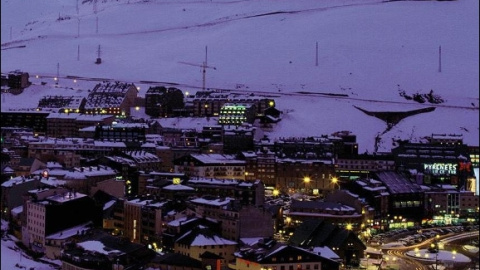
[1,0,478,153]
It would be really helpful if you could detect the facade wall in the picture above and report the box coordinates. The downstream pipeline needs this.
[124,202,142,243]
[1,178,41,220]
[275,161,336,197]
[26,200,47,253]
[235,258,324,270]
[238,206,274,239]
[175,243,237,264]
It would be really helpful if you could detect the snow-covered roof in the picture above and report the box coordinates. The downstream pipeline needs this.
[191,153,245,165]
[190,197,233,207]
[77,240,122,255]
[162,184,195,191]
[46,222,93,240]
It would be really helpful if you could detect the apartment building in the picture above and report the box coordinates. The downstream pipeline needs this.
[84,81,138,117]
[174,153,246,180]
[235,243,340,270]
[123,197,168,246]
[187,196,273,241]
[22,188,101,255]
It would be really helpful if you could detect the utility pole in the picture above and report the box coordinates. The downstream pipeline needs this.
[438,45,442,73]
[315,41,318,67]
[95,45,102,64]
[56,63,60,85]
[205,45,208,66]
[93,0,98,14]
[77,18,80,38]
[77,45,80,61]
[10,26,12,40]
[96,16,99,34]
[203,46,208,91]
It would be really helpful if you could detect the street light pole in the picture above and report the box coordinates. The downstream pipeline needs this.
[331,176,339,190]
[303,176,310,194]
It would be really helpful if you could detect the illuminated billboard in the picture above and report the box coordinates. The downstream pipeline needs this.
[423,163,457,175]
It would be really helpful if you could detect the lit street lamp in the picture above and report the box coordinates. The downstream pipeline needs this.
[331,176,339,190]
[303,176,311,194]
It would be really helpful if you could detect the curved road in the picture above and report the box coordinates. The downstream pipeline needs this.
[381,231,478,270]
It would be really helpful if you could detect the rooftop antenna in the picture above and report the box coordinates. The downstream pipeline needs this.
[95,45,102,64]
[178,46,216,91]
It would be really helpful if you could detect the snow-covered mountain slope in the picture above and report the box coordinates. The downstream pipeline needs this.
[1,0,478,153]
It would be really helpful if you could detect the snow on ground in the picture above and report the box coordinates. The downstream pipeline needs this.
[1,0,478,154]
[1,235,59,270]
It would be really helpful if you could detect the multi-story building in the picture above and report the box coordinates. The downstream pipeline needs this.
[144,86,185,117]
[191,91,275,118]
[424,185,479,225]
[84,81,138,117]
[200,125,223,144]
[246,139,277,187]
[7,70,30,89]
[1,175,41,220]
[44,221,93,260]
[186,178,265,207]
[174,225,237,266]
[343,178,389,232]
[1,110,50,136]
[324,189,375,231]
[287,199,363,231]
[222,125,256,154]
[288,219,366,268]
[275,159,336,197]
[187,196,273,241]
[28,138,128,165]
[40,165,118,195]
[467,145,479,195]
[161,128,199,148]
[123,196,168,247]
[22,188,101,255]
[46,113,116,138]
[162,216,221,253]
[375,171,425,227]
[235,243,340,270]
[37,95,86,114]
[174,153,246,180]
[60,230,156,270]
[218,103,256,126]
[138,171,187,196]
[94,122,148,142]
[392,135,473,186]
[336,153,395,181]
